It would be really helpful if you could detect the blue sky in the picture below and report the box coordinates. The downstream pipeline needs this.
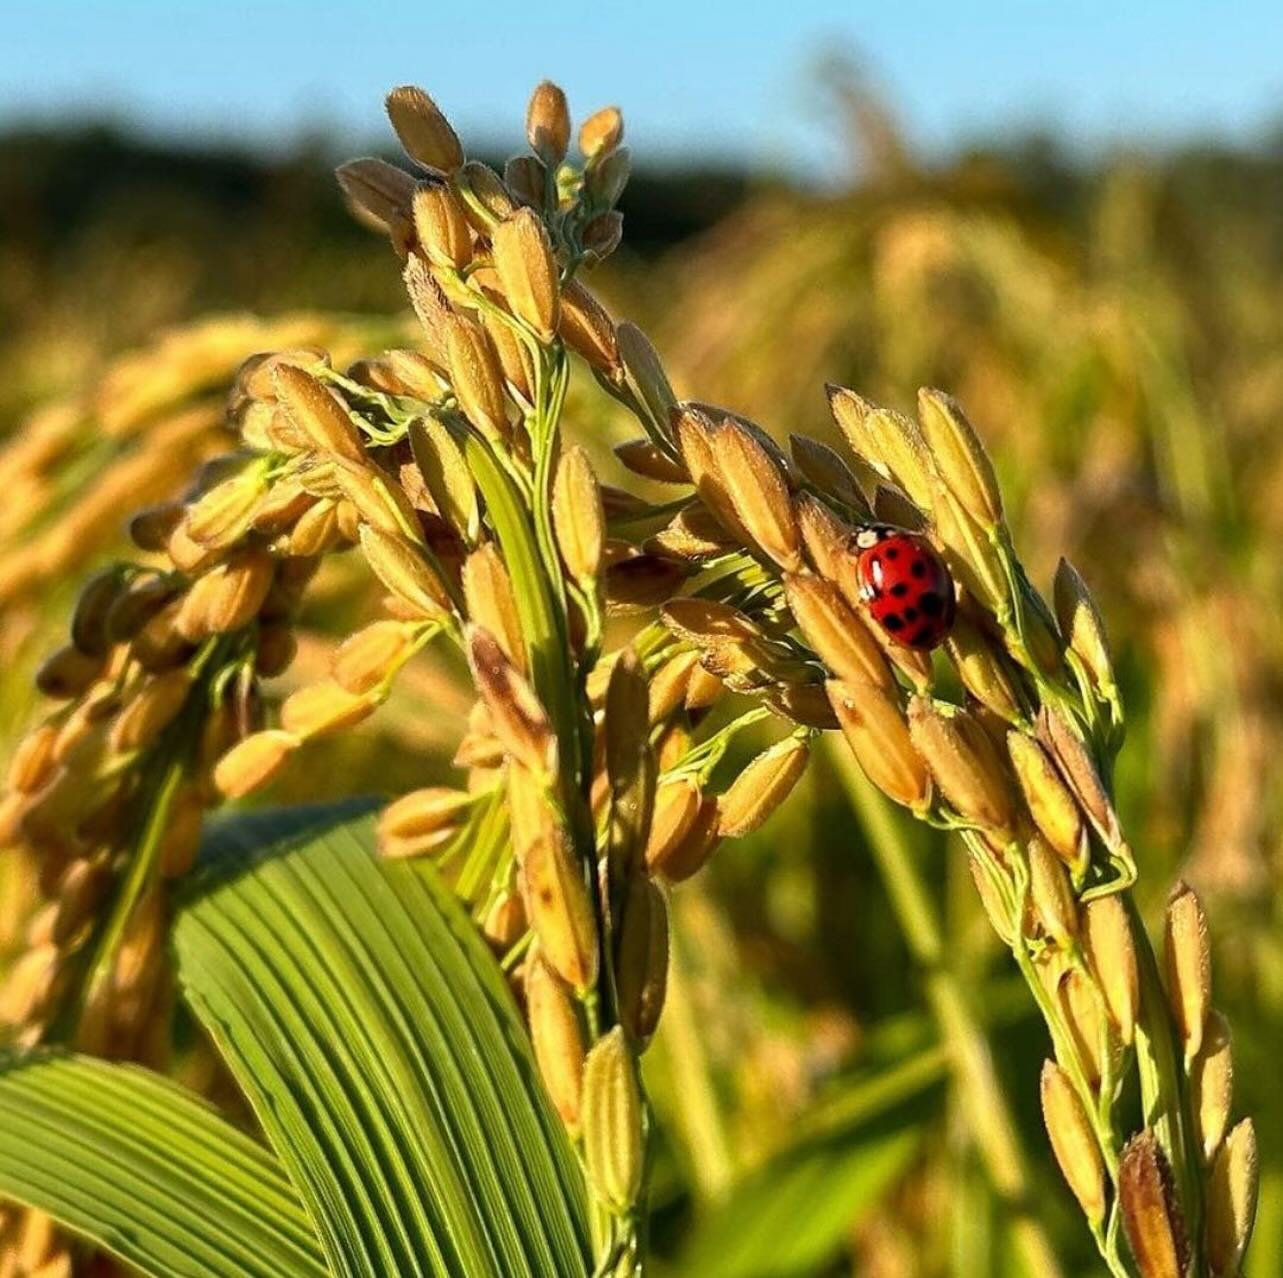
[4,2,1282,176]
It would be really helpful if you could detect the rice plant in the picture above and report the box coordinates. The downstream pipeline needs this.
[0,80,1263,1278]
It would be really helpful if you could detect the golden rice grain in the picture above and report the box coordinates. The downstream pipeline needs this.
[386,86,464,173]
[492,209,560,342]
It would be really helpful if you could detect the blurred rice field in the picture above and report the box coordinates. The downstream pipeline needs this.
[2,110,1282,1276]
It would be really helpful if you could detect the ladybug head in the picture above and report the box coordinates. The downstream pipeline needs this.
[851,526,957,651]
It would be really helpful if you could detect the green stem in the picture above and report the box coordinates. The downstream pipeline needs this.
[530,350,572,623]
[525,339,645,1270]
[826,738,1065,1278]
[459,428,577,758]
[69,756,185,1032]
[971,832,1135,1276]
[606,495,694,530]
[60,637,232,1035]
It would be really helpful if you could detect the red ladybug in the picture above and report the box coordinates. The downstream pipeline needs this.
[852,526,956,650]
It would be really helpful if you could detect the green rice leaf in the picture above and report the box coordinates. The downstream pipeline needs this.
[0,1051,327,1278]
[173,802,590,1278]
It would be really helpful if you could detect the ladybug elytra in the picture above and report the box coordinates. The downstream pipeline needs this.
[852,526,957,651]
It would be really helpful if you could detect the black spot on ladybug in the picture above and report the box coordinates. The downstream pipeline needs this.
[911,559,927,578]
[904,607,918,623]
[890,583,909,598]
[882,613,905,632]
[919,593,944,617]
[909,625,933,646]
[884,547,899,560]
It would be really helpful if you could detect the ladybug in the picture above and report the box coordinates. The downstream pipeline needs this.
[852,526,957,651]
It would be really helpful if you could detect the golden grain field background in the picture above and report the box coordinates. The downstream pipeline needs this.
[1,86,1281,1277]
